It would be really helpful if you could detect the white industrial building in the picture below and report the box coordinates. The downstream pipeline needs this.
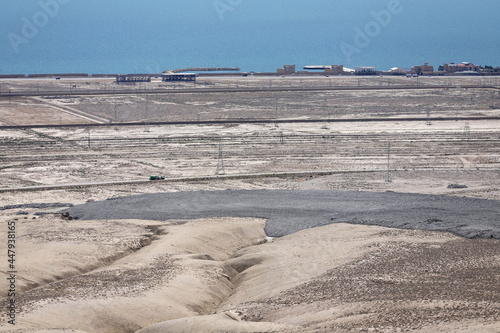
[161,73,197,82]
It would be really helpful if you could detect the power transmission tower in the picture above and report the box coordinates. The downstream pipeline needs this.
[463,122,471,140]
[114,98,118,122]
[386,141,392,183]
[275,105,280,128]
[426,107,432,126]
[215,141,225,175]
[144,94,150,132]
[86,128,91,149]
[113,98,119,130]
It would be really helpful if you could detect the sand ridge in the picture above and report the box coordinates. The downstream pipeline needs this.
[1,213,498,332]
[0,216,269,332]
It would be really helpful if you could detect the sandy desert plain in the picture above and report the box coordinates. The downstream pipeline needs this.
[0,76,499,332]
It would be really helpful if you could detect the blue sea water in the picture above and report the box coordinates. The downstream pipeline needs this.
[0,0,499,75]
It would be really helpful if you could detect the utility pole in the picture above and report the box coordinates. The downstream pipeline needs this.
[215,141,225,175]
[386,141,392,183]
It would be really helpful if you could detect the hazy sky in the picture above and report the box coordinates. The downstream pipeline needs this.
[1,0,499,73]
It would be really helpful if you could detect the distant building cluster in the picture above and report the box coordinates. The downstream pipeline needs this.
[277,61,490,76]
[439,62,479,74]
[280,64,351,75]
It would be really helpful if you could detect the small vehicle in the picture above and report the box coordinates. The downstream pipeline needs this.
[149,175,165,180]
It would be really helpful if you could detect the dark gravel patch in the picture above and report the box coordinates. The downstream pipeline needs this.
[62,190,500,239]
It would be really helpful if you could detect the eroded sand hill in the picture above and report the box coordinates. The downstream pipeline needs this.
[1,213,498,332]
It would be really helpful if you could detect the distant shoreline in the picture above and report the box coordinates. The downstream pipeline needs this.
[2,72,500,79]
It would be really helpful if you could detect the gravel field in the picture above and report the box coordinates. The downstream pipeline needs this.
[64,190,500,239]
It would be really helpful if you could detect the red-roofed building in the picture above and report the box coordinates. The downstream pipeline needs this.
[441,62,479,73]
